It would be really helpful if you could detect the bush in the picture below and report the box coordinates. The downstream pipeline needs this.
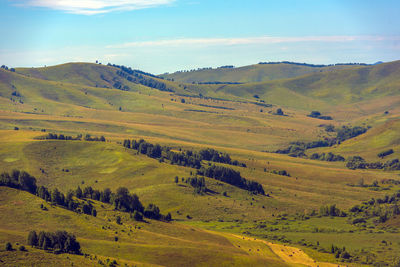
[19,245,26,251]
[5,242,12,251]
[132,211,143,221]
[352,218,366,224]
[378,149,394,159]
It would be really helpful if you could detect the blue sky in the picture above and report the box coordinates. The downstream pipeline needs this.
[0,0,399,73]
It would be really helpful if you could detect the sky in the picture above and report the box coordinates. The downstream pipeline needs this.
[0,0,399,73]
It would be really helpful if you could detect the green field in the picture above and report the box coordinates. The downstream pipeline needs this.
[0,61,400,266]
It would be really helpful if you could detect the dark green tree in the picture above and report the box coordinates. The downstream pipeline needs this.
[276,108,284,115]
[132,211,143,221]
[27,230,38,247]
[5,242,12,251]
[75,186,83,199]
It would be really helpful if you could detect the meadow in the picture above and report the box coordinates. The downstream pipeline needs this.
[0,61,399,266]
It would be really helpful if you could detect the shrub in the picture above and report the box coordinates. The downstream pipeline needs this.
[5,242,12,251]
[276,108,284,115]
[378,149,394,159]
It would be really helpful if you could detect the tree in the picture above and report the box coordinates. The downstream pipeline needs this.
[83,186,93,198]
[43,237,50,250]
[309,111,321,118]
[174,176,179,184]
[84,134,91,141]
[5,242,12,251]
[123,139,131,148]
[51,188,62,205]
[132,211,143,221]
[64,235,81,254]
[276,108,284,115]
[82,203,93,215]
[18,171,37,193]
[100,188,111,203]
[144,203,160,219]
[75,186,83,199]
[37,186,50,201]
[27,230,38,247]
[165,212,172,222]
[116,216,122,225]
[38,231,45,248]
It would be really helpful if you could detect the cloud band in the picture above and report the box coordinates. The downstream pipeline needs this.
[14,0,175,15]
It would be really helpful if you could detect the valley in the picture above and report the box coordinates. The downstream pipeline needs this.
[0,61,400,266]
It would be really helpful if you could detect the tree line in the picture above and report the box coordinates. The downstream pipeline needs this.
[197,165,264,195]
[1,65,16,72]
[42,133,106,142]
[108,63,161,79]
[378,149,394,159]
[27,230,81,254]
[307,111,332,120]
[275,125,368,158]
[350,190,400,223]
[312,189,400,225]
[123,139,246,168]
[257,61,368,67]
[310,152,345,162]
[114,67,174,92]
[74,185,171,222]
[178,176,207,195]
[0,170,97,216]
[319,204,347,217]
[346,156,400,170]
[123,139,263,194]
[0,170,171,222]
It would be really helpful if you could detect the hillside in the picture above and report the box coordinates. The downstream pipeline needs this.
[161,62,361,83]
[0,187,292,267]
[1,60,400,266]
[187,60,400,110]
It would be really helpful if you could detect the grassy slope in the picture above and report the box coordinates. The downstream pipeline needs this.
[0,187,289,267]
[202,60,400,110]
[0,61,400,266]
[310,118,400,161]
[161,63,358,83]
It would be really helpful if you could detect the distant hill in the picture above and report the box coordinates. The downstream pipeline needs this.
[3,60,400,113]
[186,60,400,109]
[161,62,364,83]
[1,60,400,266]
[16,62,187,95]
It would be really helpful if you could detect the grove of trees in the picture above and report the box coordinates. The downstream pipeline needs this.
[27,230,81,254]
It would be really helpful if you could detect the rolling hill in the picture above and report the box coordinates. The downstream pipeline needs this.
[180,60,400,111]
[161,62,363,83]
[1,60,400,266]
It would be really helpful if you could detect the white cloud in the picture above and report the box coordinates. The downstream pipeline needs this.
[107,35,400,48]
[14,0,175,15]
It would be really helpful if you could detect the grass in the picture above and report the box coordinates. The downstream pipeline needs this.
[161,62,359,83]
[0,61,400,266]
[0,187,296,267]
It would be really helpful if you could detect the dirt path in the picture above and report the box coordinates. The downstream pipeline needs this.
[229,233,344,267]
